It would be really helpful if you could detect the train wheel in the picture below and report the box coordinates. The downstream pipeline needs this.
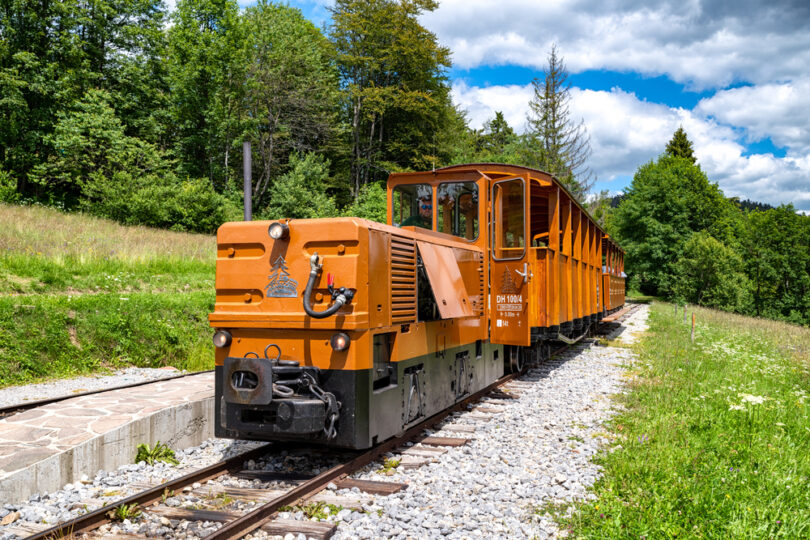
[508,346,524,373]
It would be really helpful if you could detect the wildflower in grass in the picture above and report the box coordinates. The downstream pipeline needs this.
[739,393,766,404]
[729,404,745,411]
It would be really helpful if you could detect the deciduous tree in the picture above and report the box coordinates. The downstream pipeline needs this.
[0,0,167,196]
[240,1,340,209]
[167,0,243,186]
[612,155,734,296]
[672,231,750,311]
[330,0,451,196]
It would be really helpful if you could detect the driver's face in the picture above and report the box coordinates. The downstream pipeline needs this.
[418,198,432,218]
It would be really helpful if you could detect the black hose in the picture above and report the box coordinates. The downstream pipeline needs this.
[302,257,348,319]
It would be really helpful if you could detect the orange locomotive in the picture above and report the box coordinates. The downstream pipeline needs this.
[210,163,625,449]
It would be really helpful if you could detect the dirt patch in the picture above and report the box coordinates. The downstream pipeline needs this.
[68,325,82,350]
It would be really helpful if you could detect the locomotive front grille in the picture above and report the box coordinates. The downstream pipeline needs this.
[391,235,417,324]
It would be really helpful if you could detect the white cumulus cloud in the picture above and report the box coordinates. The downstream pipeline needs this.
[696,79,810,154]
[452,82,810,210]
[422,0,810,89]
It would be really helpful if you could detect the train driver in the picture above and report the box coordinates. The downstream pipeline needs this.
[401,187,432,229]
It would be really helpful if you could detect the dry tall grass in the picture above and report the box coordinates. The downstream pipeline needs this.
[0,203,214,263]
[684,303,810,368]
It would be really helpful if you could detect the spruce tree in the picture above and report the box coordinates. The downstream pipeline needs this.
[525,44,593,201]
[479,112,517,155]
[665,126,697,163]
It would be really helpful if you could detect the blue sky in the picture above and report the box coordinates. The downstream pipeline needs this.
[279,0,810,210]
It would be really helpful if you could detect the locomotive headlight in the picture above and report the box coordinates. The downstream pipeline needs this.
[330,332,350,351]
[268,222,289,240]
[213,329,232,348]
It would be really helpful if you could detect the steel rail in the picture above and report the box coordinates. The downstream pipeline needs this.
[26,443,273,540]
[0,370,214,420]
[205,370,521,540]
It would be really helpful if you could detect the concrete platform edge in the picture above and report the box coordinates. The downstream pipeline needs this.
[0,397,214,504]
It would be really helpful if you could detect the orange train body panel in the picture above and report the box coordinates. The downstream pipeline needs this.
[210,163,624,449]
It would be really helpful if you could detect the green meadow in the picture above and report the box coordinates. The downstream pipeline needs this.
[0,203,217,386]
[558,302,810,538]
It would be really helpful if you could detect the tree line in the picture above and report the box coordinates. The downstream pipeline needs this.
[6,1,802,324]
[613,128,810,326]
[0,0,593,232]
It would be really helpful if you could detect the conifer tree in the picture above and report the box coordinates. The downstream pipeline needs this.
[525,45,593,201]
[665,126,697,163]
[478,112,517,155]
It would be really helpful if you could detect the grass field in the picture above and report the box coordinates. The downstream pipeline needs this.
[557,302,810,538]
[0,203,217,386]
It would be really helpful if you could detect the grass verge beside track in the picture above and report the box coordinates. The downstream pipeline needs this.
[0,292,215,386]
[555,302,810,538]
[0,203,217,386]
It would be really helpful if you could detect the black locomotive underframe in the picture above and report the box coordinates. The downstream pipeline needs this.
[215,340,506,450]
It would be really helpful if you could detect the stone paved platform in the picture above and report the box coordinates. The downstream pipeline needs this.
[0,372,214,504]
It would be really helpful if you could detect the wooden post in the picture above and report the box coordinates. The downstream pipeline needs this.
[243,141,252,221]
[691,312,695,342]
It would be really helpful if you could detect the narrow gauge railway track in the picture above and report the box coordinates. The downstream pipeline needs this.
[26,310,644,540]
[29,370,526,540]
[0,370,214,420]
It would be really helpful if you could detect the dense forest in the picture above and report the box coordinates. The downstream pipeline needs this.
[1,0,808,325]
[613,128,810,325]
[0,0,590,231]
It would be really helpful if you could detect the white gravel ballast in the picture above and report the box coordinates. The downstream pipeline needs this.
[0,306,648,540]
[323,306,648,540]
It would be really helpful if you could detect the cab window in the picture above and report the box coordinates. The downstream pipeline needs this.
[393,184,432,229]
[437,182,478,240]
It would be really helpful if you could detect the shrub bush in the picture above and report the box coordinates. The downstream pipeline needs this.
[0,169,17,203]
[83,171,240,234]
[343,182,387,223]
[261,152,339,220]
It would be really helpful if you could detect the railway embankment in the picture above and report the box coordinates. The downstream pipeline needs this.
[556,302,810,538]
[0,203,216,388]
